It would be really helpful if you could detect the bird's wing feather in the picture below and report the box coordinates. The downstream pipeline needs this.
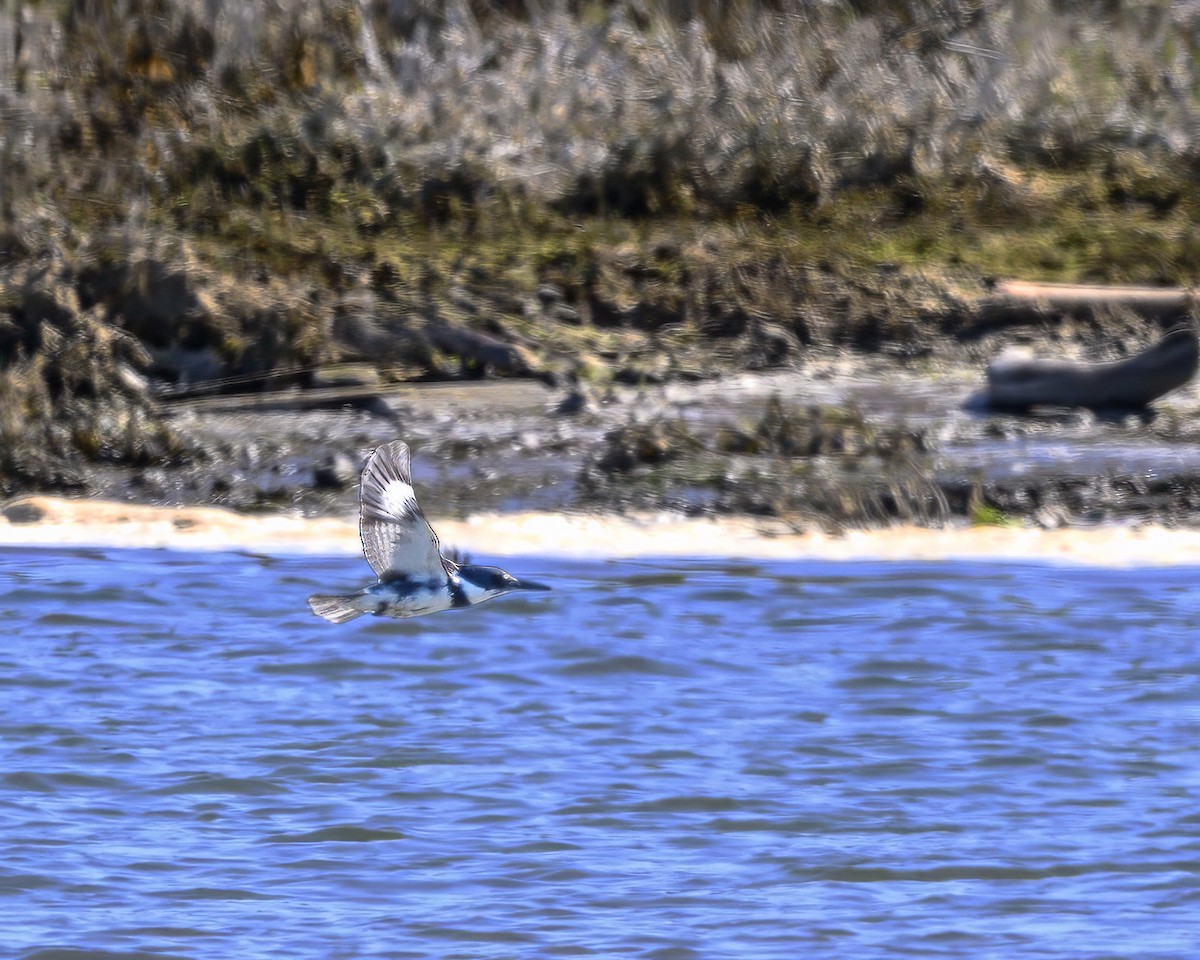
[358,441,445,578]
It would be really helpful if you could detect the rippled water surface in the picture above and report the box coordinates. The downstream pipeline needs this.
[3,548,1200,959]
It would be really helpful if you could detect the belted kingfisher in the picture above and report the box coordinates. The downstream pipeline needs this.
[308,440,549,623]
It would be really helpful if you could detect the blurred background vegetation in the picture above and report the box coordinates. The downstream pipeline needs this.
[1,0,1198,492]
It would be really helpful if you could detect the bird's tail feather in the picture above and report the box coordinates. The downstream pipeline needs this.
[308,594,365,624]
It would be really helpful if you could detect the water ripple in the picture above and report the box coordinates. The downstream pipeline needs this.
[1,550,1198,959]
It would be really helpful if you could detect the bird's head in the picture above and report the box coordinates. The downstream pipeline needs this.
[458,564,551,604]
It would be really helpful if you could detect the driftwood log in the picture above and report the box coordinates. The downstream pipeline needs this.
[978,281,1195,327]
[976,326,1199,412]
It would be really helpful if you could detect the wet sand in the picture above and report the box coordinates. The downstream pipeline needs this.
[4,495,1200,567]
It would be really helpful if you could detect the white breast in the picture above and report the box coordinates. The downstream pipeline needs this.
[366,578,454,618]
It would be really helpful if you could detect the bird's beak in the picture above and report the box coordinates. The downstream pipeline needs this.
[513,577,551,591]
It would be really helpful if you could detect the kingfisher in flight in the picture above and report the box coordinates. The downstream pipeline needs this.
[308,441,549,623]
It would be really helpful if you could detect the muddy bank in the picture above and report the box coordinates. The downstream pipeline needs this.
[1,214,1196,533]
[4,1,1200,533]
[27,321,1199,535]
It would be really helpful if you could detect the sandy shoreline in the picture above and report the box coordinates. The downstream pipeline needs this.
[3,495,1200,567]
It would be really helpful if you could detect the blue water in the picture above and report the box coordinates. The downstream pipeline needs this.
[2,548,1200,959]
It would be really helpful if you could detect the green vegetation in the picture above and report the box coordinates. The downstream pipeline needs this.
[970,503,1019,528]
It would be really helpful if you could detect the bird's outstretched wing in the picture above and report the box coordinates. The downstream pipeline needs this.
[358,441,446,579]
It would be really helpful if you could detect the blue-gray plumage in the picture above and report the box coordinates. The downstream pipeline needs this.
[308,441,549,623]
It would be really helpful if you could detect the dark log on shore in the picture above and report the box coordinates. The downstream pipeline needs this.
[162,384,399,418]
[974,326,1199,412]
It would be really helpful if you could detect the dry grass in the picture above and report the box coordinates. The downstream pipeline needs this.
[5,1,1198,238]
